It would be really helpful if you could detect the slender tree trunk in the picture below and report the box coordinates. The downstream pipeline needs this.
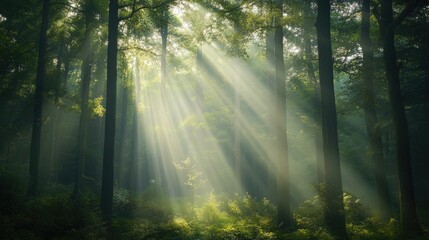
[196,48,204,110]
[158,8,169,190]
[129,106,138,192]
[265,12,277,201]
[360,0,391,219]
[74,11,92,199]
[303,0,324,185]
[160,17,168,85]
[274,0,293,230]
[128,58,141,193]
[316,0,347,237]
[232,18,242,193]
[49,40,64,182]
[101,0,118,224]
[234,74,241,192]
[28,0,50,198]
[116,84,128,188]
[380,0,422,235]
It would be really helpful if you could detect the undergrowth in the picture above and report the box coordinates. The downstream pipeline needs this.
[1,169,427,239]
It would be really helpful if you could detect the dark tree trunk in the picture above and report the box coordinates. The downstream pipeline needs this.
[303,0,324,185]
[380,0,422,235]
[274,0,293,230]
[100,0,118,224]
[360,0,391,219]
[27,0,50,198]
[49,39,65,182]
[74,11,92,199]
[116,84,128,188]
[316,0,347,237]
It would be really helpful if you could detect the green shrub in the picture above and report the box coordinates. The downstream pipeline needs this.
[23,188,105,239]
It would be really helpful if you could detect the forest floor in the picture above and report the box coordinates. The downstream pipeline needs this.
[1,169,428,240]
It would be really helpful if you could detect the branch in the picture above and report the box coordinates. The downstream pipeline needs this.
[205,0,256,16]
[51,1,84,13]
[118,0,173,21]
[392,0,428,29]
[51,1,108,23]
[119,46,159,56]
[372,3,382,26]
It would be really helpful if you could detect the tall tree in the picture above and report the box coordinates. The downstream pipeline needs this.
[303,0,324,184]
[160,7,168,85]
[116,75,129,188]
[379,0,423,235]
[74,2,95,199]
[100,0,118,223]
[265,1,277,201]
[232,5,242,193]
[27,0,50,198]
[360,0,391,219]
[128,58,141,193]
[274,0,293,230]
[316,0,347,237]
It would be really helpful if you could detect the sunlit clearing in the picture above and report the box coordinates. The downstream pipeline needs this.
[112,2,384,219]
[126,41,330,217]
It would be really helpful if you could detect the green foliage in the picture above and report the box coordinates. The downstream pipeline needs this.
[0,172,410,240]
[294,191,408,240]
[0,170,105,240]
[174,156,207,196]
[294,194,324,230]
[23,186,105,240]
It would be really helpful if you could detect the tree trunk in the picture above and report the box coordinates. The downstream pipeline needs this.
[316,0,347,237]
[128,58,141,193]
[360,0,391,219]
[49,39,65,182]
[303,0,324,185]
[129,105,138,193]
[100,0,118,224]
[380,0,422,235]
[265,10,276,201]
[233,72,241,192]
[160,15,168,85]
[27,0,50,198]
[232,19,242,194]
[196,48,204,110]
[274,0,293,230]
[116,83,128,188]
[74,10,92,199]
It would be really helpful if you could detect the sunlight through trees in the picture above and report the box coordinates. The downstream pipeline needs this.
[1,0,428,239]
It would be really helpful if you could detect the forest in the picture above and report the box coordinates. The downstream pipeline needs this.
[0,0,428,239]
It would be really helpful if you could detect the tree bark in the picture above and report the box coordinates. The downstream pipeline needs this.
[100,0,118,224]
[196,48,204,110]
[316,0,347,237]
[74,10,92,199]
[128,58,141,193]
[28,0,50,198]
[116,83,128,188]
[274,0,293,230]
[303,0,324,185]
[232,18,242,194]
[160,12,168,85]
[360,0,391,219]
[380,0,422,235]
[233,71,241,192]
[265,6,276,201]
